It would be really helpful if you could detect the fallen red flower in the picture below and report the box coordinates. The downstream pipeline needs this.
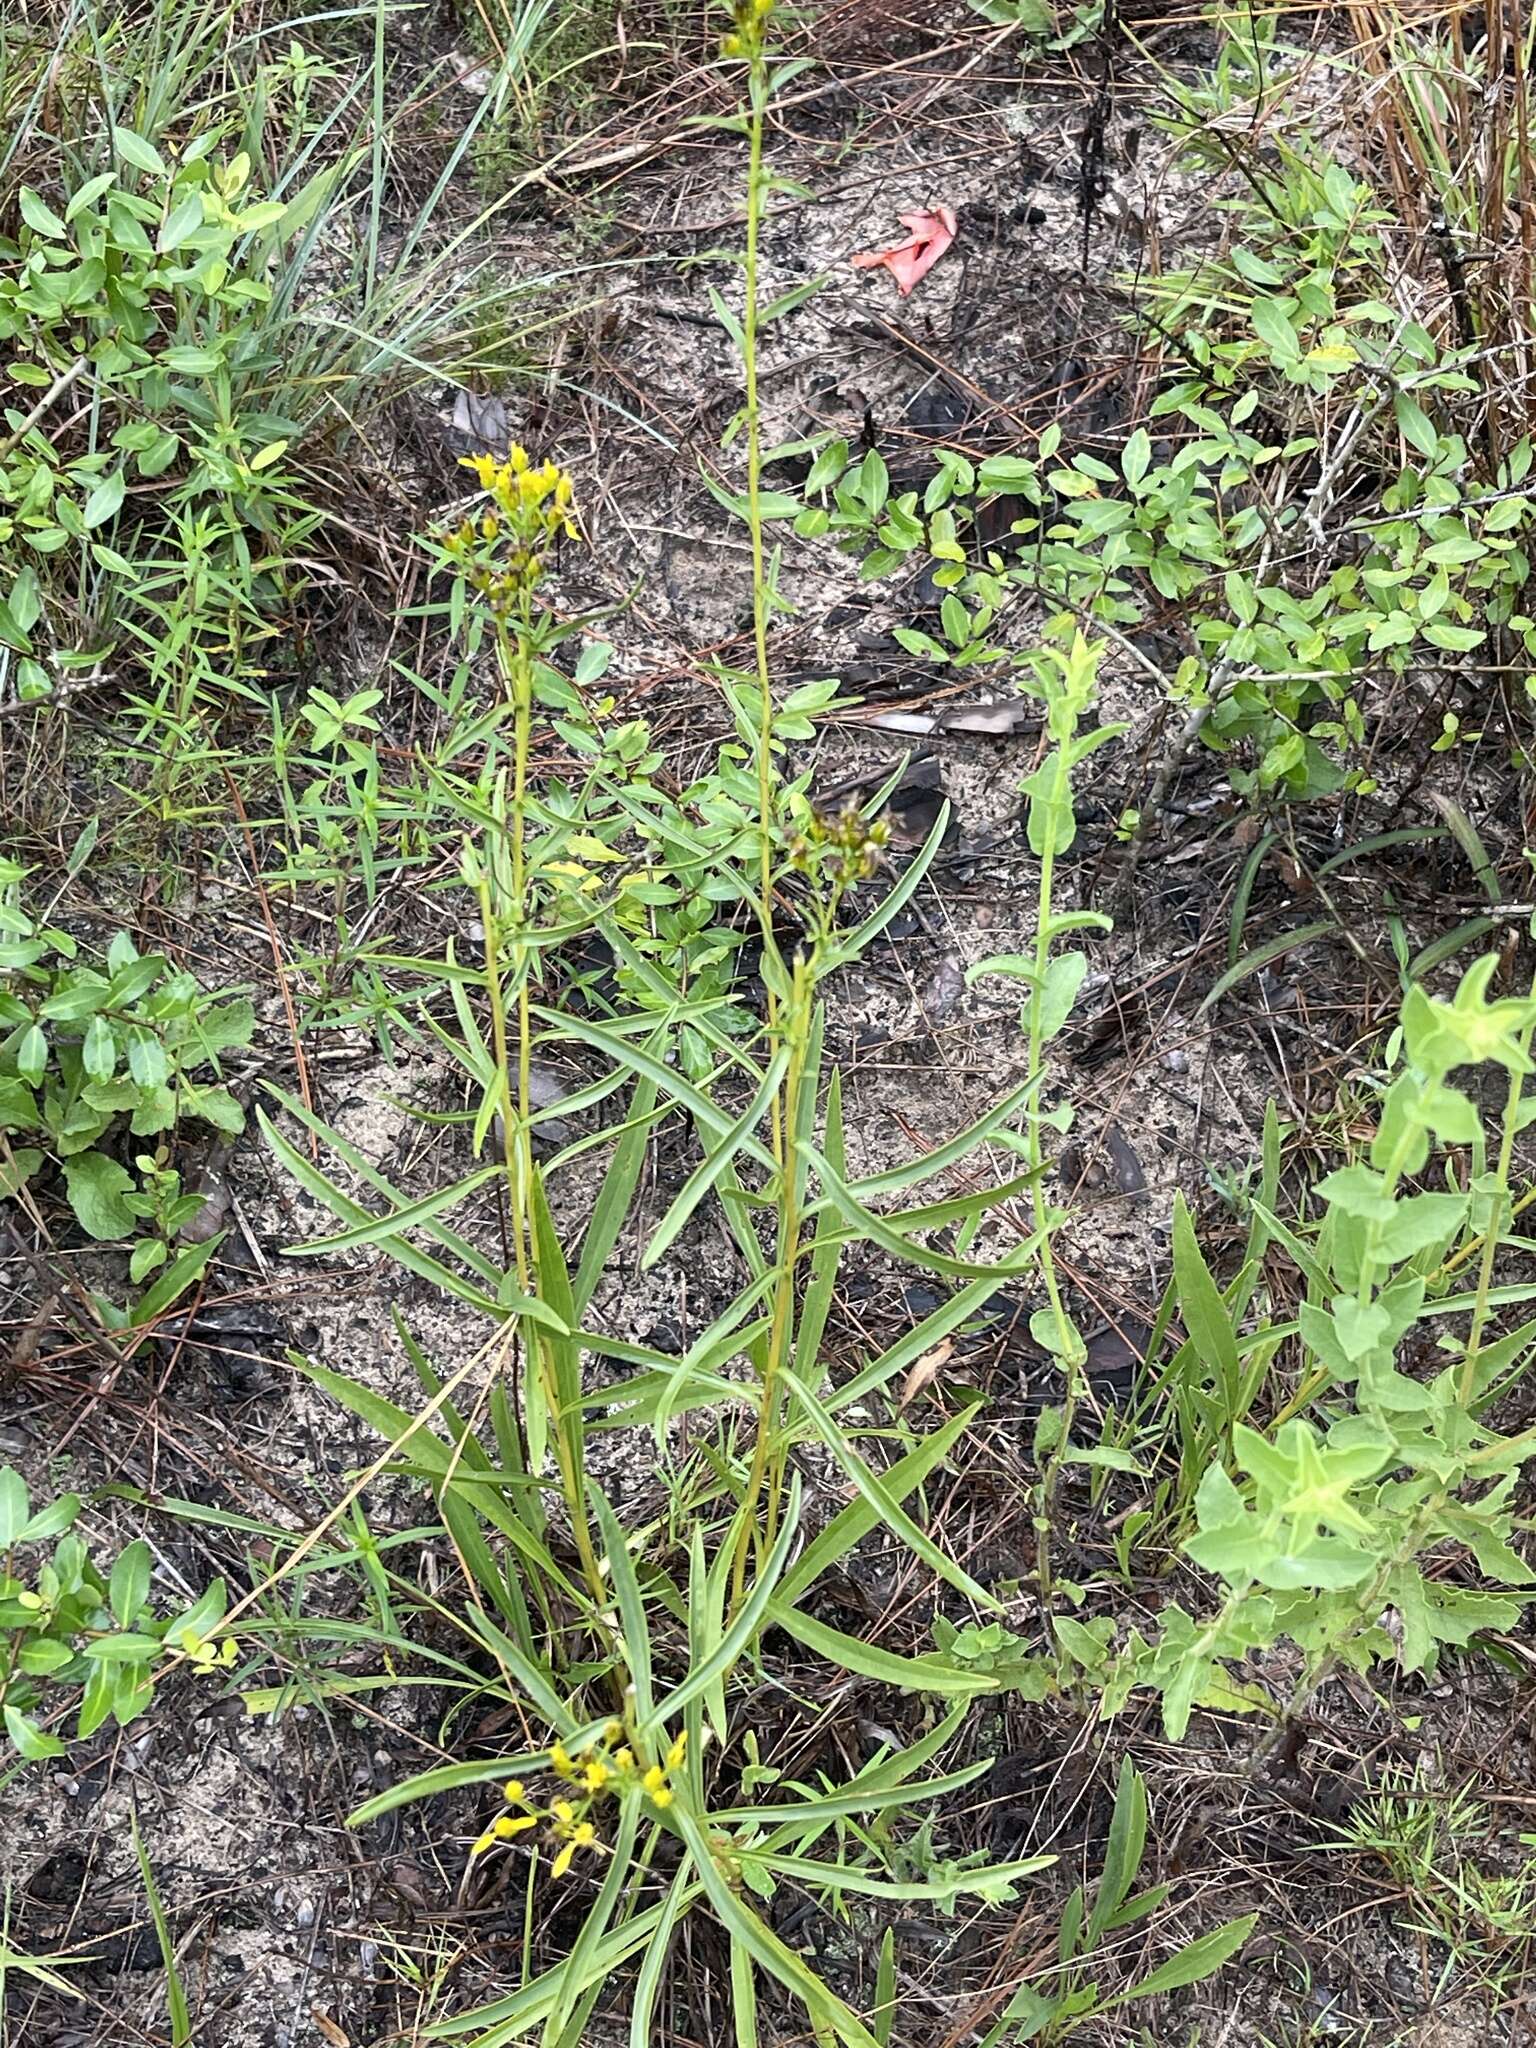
[850,206,958,296]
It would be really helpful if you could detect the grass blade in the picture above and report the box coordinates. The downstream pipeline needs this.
[131,1814,190,2047]
[1198,920,1337,1015]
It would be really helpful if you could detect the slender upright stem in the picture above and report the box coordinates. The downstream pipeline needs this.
[1027,837,1079,1610]
[729,35,802,1612]
[733,954,809,1609]
[488,613,604,1610]
[742,60,774,929]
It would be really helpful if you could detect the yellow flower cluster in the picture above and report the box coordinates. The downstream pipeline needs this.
[439,444,578,612]
[787,805,890,892]
[470,1727,688,1878]
[465,446,577,540]
[553,1726,688,1807]
[722,0,774,60]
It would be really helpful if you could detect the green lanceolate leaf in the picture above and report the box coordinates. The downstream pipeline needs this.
[670,1804,884,2048]
[1172,1192,1242,1416]
[766,1601,998,1695]
[643,1044,788,1268]
[589,1484,652,1723]
[781,1369,1002,1611]
[1101,1913,1257,2008]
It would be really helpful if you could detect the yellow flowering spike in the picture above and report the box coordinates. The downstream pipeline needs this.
[550,1744,575,1779]
[581,1761,610,1793]
[665,1732,687,1771]
[471,1830,496,1856]
[440,442,578,609]
[551,1840,578,1879]
[724,0,773,59]
[492,1813,537,1839]
[551,1798,576,1825]
[503,1779,525,1804]
[649,1783,675,1809]
[573,1822,596,1848]
[613,1748,634,1773]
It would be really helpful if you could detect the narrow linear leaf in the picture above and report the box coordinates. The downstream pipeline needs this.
[671,1806,883,2048]
[590,1485,653,1724]
[782,1369,1002,1612]
[644,1046,788,1269]
[768,1600,997,1695]
[782,1399,981,1601]
[642,1478,801,1735]
[1197,920,1337,1015]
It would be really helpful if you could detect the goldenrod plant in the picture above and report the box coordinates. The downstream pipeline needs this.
[13,4,1536,2044]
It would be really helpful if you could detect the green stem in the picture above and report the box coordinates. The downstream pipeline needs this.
[742,55,774,929]
[1460,984,1536,1403]
[489,614,605,1613]
[1028,837,1081,1611]
[729,34,799,1614]
[732,953,809,1611]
